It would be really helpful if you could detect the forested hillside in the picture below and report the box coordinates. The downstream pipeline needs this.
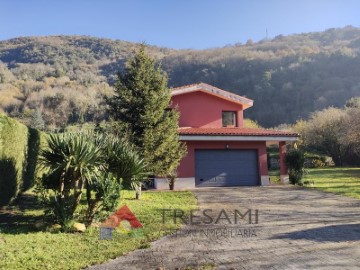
[1,26,360,128]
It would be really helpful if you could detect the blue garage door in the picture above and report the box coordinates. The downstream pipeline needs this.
[195,149,259,187]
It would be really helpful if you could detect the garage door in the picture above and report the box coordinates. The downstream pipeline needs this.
[195,149,259,187]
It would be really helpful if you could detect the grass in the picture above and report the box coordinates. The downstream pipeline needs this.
[269,167,360,199]
[303,167,360,199]
[0,190,198,270]
[269,169,280,184]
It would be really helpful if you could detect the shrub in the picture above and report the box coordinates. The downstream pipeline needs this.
[286,148,306,185]
[37,132,146,228]
[23,127,46,190]
[0,159,18,206]
[0,114,45,206]
[38,132,105,225]
[268,157,280,170]
[87,172,122,223]
[35,178,75,231]
[49,195,76,230]
[304,153,328,168]
[311,159,325,168]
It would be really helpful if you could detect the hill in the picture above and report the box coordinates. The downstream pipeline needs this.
[1,26,360,128]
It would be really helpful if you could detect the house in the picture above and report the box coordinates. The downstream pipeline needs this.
[155,83,299,189]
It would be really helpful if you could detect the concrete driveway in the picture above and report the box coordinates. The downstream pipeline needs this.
[87,186,360,270]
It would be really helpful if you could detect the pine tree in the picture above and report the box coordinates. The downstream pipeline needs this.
[107,46,186,178]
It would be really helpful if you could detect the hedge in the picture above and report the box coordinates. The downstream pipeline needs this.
[0,114,46,206]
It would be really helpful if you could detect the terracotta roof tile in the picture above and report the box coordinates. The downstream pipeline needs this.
[178,127,299,137]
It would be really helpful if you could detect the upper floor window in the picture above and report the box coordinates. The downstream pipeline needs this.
[222,111,237,127]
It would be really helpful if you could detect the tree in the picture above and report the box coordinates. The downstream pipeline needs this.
[291,120,307,148]
[345,97,360,108]
[107,46,186,191]
[343,106,360,164]
[107,46,169,147]
[246,39,254,45]
[243,118,261,128]
[30,108,45,130]
[38,132,148,227]
[39,132,105,228]
[303,107,348,166]
[143,108,186,176]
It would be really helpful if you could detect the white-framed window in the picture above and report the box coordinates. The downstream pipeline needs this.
[222,111,237,127]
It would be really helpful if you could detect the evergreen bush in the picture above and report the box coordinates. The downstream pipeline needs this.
[0,114,46,206]
[285,148,306,185]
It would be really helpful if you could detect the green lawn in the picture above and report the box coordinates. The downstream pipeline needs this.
[304,167,360,199]
[269,170,280,184]
[0,190,197,270]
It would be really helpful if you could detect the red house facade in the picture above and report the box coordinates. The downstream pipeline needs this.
[154,83,299,189]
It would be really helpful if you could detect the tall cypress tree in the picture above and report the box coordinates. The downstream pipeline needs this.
[107,46,186,178]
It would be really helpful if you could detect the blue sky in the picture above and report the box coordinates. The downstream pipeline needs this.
[1,0,359,49]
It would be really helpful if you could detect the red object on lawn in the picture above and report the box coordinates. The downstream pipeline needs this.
[100,205,142,229]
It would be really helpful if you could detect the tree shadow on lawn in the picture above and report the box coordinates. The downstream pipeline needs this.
[308,168,360,177]
[0,193,45,234]
[308,185,360,196]
[309,183,360,186]
[271,223,360,242]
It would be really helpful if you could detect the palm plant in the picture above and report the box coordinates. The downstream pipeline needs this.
[106,136,148,199]
[39,132,105,217]
[39,132,148,229]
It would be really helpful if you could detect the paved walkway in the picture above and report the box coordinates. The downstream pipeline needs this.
[87,186,360,270]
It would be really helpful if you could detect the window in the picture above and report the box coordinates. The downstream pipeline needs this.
[222,111,237,127]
